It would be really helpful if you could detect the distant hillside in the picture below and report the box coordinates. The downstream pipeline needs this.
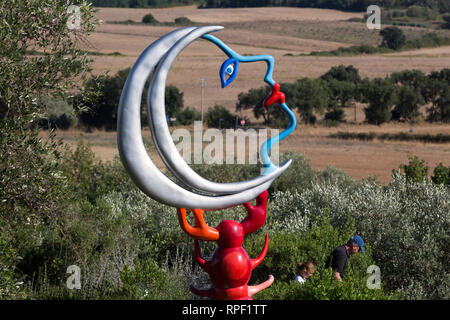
[90,0,200,8]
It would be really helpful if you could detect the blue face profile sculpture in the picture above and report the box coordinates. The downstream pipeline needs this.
[117,26,296,210]
[203,32,296,174]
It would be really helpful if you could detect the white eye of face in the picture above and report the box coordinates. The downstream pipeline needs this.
[226,64,234,76]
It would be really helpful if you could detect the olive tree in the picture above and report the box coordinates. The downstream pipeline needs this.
[0,0,98,294]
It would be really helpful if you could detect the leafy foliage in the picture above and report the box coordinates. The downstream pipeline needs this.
[293,78,329,124]
[77,68,186,130]
[236,86,272,125]
[38,96,78,130]
[91,0,200,8]
[249,215,399,300]
[201,0,449,13]
[235,66,450,125]
[380,26,406,50]
[0,231,26,299]
[142,13,158,24]
[329,131,450,143]
[392,85,423,121]
[398,155,429,183]
[432,163,450,186]
[119,258,190,299]
[0,0,98,298]
[320,65,361,84]
[204,104,236,128]
[175,106,200,125]
[268,172,450,299]
[362,78,397,125]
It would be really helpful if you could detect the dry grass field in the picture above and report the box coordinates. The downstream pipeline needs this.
[94,5,363,24]
[63,5,450,184]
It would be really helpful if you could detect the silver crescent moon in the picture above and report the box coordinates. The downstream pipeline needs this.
[117,26,287,209]
[147,26,291,195]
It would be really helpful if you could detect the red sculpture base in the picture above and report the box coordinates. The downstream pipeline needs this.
[177,190,274,300]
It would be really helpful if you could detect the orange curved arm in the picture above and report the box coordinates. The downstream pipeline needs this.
[177,208,220,241]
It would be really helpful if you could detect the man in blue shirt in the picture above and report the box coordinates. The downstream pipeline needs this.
[325,235,365,282]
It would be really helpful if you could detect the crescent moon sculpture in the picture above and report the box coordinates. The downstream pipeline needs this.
[147,26,292,195]
[117,26,296,209]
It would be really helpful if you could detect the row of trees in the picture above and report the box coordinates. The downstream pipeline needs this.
[41,64,449,130]
[399,155,450,185]
[91,0,197,7]
[37,67,192,131]
[201,0,449,13]
[40,65,244,131]
[90,0,449,13]
[236,66,450,126]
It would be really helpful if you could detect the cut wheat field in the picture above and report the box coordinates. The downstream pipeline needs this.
[67,6,450,184]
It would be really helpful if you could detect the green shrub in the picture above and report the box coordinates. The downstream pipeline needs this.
[432,162,450,186]
[398,155,429,183]
[175,106,200,125]
[189,151,315,196]
[119,258,190,300]
[59,141,134,203]
[443,15,450,29]
[142,13,158,24]
[255,268,399,300]
[204,105,235,128]
[380,27,406,50]
[406,6,423,18]
[329,131,450,143]
[247,214,399,300]
[190,162,260,185]
[324,108,345,122]
[174,16,192,25]
[267,173,449,299]
[39,96,78,130]
[268,151,316,195]
[362,78,396,125]
[392,10,405,18]
[0,232,27,299]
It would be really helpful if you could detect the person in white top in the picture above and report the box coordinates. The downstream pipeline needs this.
[294,261,316,284]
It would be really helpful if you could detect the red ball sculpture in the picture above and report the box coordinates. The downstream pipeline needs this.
[177,190,274,300]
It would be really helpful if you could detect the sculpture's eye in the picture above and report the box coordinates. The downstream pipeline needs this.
[219,58,239,88]
[225,65,234,76]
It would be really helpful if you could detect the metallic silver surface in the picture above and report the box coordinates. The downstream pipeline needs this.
[117,27,289,209]
[147,26,291,195]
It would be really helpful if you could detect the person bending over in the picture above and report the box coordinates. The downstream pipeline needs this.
[325,235,365,282]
